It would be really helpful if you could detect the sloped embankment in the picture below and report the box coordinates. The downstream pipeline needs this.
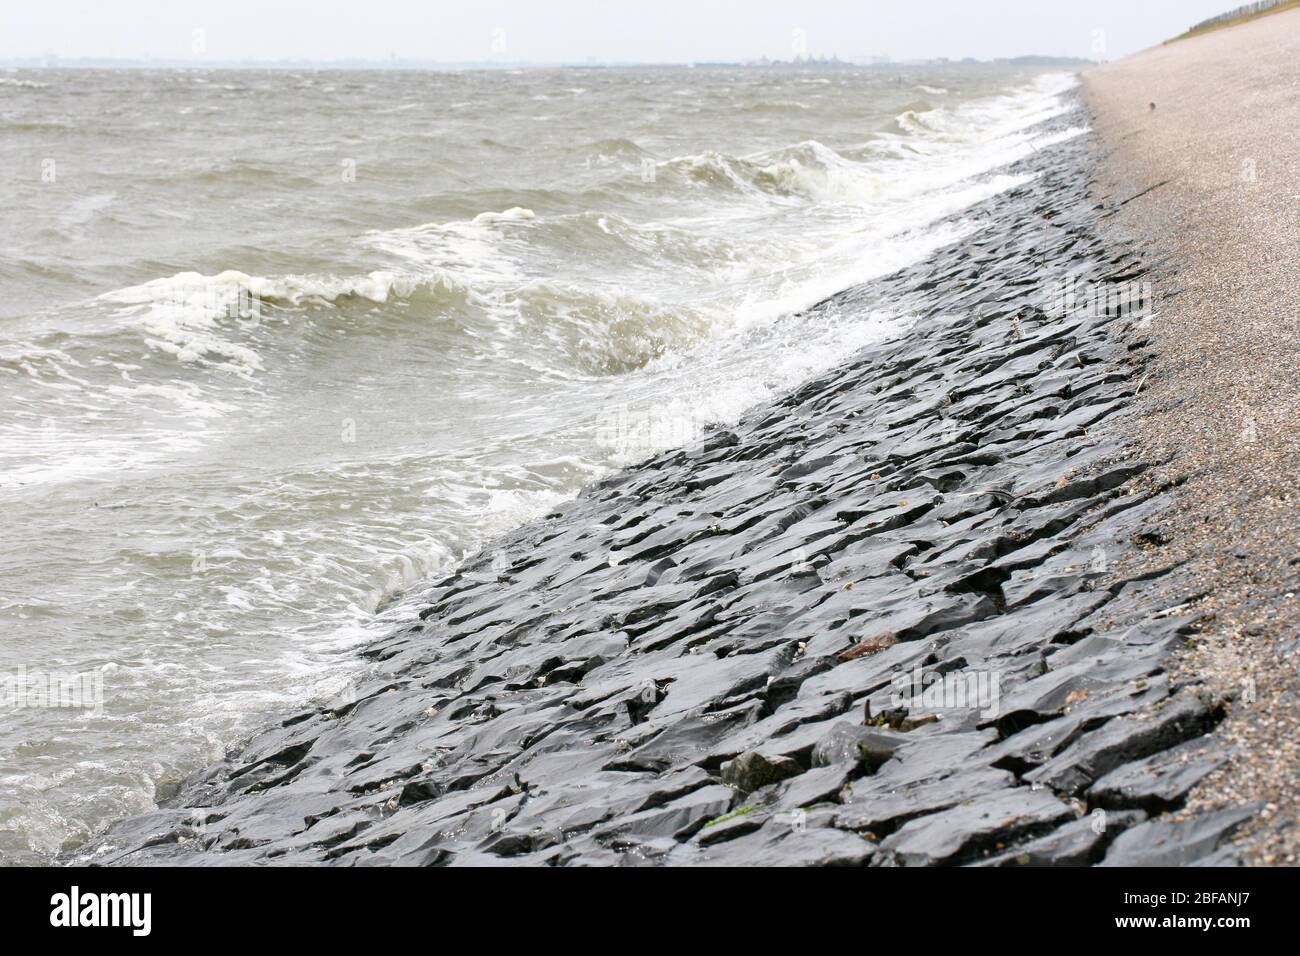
[93,105,1248,866]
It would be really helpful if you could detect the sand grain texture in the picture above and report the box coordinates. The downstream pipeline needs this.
[1086,10,1300,864]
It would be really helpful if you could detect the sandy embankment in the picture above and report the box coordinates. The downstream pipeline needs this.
[1085,10,1300,863]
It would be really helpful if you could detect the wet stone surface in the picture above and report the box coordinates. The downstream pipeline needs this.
[85,104,1241,867]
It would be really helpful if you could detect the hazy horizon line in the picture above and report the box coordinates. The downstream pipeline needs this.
[0,53,1098,71]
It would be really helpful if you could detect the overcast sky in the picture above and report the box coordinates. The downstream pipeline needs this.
[0,1,1239,63]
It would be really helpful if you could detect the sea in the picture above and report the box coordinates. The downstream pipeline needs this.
[0,63,1085,863]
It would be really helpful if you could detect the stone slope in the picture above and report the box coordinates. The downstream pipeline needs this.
[89,104,1245,867]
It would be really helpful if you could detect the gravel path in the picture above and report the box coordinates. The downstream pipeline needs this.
[1085,10,1300,865]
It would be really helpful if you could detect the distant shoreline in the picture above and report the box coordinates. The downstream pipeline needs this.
[0,55,1094,72]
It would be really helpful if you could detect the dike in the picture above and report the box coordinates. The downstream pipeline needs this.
[87,98,1248,867]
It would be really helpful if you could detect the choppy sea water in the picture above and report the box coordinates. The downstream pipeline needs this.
[0,64,1084,864]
